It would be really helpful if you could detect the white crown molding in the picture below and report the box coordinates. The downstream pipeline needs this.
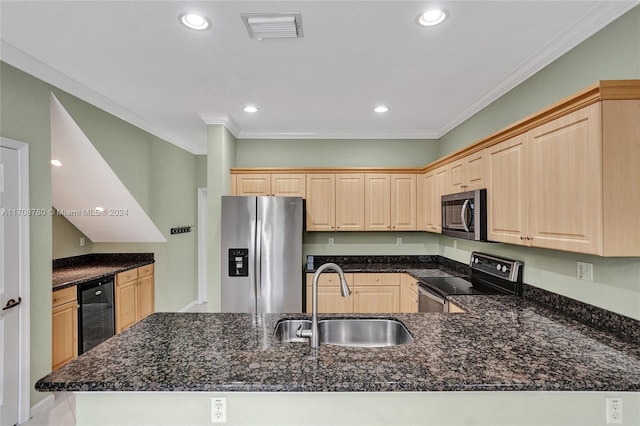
[434,0,639,138]
[0,40,204,155]
[198,113,241,138]
[235,129,440,140]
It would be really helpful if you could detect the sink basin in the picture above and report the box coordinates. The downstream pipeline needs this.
[272,319,311,343]
[273,318,413,347]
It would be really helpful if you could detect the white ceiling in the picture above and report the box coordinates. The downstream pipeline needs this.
[1,1,638,154]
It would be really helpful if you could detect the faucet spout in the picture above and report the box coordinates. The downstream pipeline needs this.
[301,262,351,349]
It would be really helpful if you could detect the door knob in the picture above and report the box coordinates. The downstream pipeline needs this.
[3,297,22,311]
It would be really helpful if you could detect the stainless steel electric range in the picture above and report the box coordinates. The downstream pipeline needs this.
[418,252,524,313]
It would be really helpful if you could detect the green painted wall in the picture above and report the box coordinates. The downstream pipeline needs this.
[436,6,640,320]
[236,138,438,168]
[52,214,93,258]
[0,61,200,406]
[207,125,236,311]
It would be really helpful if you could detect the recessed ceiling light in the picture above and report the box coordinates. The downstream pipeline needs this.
[417,9,448,27]
[374,106,390,113]
[51,159,62,167]
[243,106,259,113]
[179,13,212,30]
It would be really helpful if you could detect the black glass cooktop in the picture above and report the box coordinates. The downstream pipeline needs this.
[418,276,506,297]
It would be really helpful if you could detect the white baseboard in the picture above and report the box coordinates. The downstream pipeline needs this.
[29,393,55,418]
[178,300,198,312]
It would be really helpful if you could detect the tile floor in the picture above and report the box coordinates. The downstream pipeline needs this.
[21,302,208,425]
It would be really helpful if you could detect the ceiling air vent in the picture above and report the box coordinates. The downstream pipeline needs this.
[241,13,303,40]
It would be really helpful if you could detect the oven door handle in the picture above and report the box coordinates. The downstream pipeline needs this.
[460,199,471,232]
[419,286,446,305]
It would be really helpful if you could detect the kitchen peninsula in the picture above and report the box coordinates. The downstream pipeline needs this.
[37,260,640,426]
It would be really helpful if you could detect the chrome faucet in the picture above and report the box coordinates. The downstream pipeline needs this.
[298,263,351,349]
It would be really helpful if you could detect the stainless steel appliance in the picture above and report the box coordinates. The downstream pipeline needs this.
[77,277,115,354]
[441,189,487,241]
[221,196,303,313]
[418,252,523,313]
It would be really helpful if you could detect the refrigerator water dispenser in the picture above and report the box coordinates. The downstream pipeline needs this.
[229,248,249,277]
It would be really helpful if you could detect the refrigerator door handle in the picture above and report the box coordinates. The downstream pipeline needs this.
[255,219,262,305]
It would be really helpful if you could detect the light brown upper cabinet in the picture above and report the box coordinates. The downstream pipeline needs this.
[488,105,603,253]
[449,150,487,193]
[335,174,365,231]
[270,174,306,197]
[391,174,417,230]
[488,101,629,255]
[417,166,448,233]
[234,173,305,197]
[306,174,336,231]
[234,173,271,196]
[364,174,391,231]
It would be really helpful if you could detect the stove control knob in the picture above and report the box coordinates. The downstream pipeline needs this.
[502,265,508,273]
[496,264,502,271]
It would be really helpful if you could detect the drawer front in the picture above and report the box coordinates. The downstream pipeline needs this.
[116,269,138,284]
[306,273,354,287]
[52,286,77,307]
[353,273,401,286]
[138,264,154,278]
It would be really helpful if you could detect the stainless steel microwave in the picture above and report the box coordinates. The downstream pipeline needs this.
[441,189,487,241]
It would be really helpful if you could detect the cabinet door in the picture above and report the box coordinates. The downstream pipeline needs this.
[390,174,416,231]
[353,286,400,313]
[271,174,305,197]
[364,174,391,231]
[235,174,271,196]
[527,103,603,254]
[429,166,449,233]
[335,174,365,231]
[487,134,528,245]
[450,151,487,193]
[306,285,354,313]
[115,280,137,333]
[52,300,78,370]
[306,174,336,231]
[400,274,418,313]
[137,273,155,321]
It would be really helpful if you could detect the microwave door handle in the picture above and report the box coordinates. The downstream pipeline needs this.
[460,199,471,232]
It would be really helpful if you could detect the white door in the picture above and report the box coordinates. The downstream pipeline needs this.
[0,145,22,426]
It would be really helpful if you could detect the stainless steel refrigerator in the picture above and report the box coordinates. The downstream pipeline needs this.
[221,196,303,313]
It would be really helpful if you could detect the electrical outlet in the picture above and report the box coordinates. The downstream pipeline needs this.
[577,261,593,281]
[328,237,334,246]
[211,397,227,423]
[606,397,623,424]
[396,237,402,246]
[80,237,85,247]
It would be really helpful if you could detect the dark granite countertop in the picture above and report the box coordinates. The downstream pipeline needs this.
[52,253,154,290]
[35,296,640,393]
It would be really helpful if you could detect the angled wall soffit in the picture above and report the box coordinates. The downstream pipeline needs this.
[50,93,166,243]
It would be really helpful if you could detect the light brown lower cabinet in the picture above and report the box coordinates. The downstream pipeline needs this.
[306,272,418,313]
[115,264,155,334]
[400,274,418,313]
[52,286,78,371]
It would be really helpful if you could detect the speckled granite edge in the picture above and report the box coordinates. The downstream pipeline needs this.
[523,284,640,343]
[307,255,471,276]
[53,253,155,289]
[53,253,154,268]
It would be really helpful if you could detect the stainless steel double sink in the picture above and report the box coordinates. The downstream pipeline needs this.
[273,318,414,347]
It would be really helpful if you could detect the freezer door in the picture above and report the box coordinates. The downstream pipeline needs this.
[256,197,303,313]
[221,196,257,312]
